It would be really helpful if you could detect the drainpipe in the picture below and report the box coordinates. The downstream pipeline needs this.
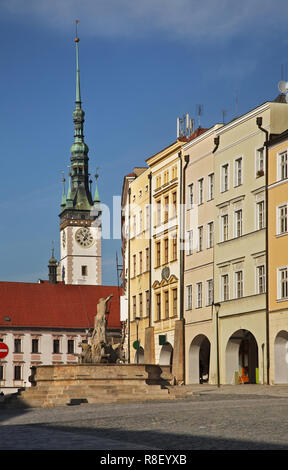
[256,116,269,385]
[128,187,131,364]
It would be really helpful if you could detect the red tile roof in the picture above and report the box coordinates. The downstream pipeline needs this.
[0,282,122,330]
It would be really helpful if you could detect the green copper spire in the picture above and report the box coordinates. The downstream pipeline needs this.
[75,37,81,106]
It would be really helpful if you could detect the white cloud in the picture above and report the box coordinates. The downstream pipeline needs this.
[2,0,288,42]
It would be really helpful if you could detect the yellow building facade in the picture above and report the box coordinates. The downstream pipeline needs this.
[267,129,288,383]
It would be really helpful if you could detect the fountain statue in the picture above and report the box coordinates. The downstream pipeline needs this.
[77,294,125,364]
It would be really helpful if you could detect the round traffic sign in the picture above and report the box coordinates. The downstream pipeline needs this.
[0,342,9,359]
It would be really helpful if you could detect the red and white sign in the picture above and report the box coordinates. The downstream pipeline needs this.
[0,342,9,359]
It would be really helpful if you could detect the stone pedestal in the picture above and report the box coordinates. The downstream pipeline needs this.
[14,363,174,408]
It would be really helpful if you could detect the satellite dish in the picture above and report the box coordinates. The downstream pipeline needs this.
[278,81,288,93]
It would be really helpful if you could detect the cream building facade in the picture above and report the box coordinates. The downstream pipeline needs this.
[213,100,288,385]
[183,125,222,384]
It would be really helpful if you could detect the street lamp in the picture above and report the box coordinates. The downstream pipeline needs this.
[135,316,141,364]
[213,302,221,388]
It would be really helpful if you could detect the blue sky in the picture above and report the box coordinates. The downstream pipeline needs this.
[1,0,288,285]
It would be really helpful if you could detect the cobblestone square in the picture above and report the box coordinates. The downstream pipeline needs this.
[1,385,288,450]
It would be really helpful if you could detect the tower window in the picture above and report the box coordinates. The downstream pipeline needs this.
[81,265,88,276]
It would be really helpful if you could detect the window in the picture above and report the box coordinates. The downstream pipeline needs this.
[208,173,214,200]
[188,183,194,207]
[207,222,214,248]
[67,339,74,354]
[164,238,169,264]
[234,209,243,237]
[0,365,3,380]
[207,280,213,306]
[172,192,177,217]
[139,251,143,274]
[145,291,150,316]
[235,271,243,298]
[186,285,192,310]
[156,200,161,225]
[156,175,161,189]
[234,157,243,186]
[172,288,177,316]
[133,254,136,277]
[132,296,136,318]
[132,215,136,236]
[221,163,229,192]
[222,274,229,301]
[256,265,266,294]
[156,241,161,267]
[156,293,161,321]
[145,205,150,232]
[221,214,229,242]
[279,267,288,299]
[146,247,150,271]
[164,196,169,223]
[14,366,21,381]
[256,201,265,230]
[14,338,21,353]
[198,178,204,205]
[172,234,177,261]
[196,282,202,308]
[164,291,169,319]
[53,339,60,354]
[279,150,288,180]
[187,230,193,255]
[139,293,143,317]
[81,265,88,276]
[164,170,169,185]
[32,338,39,354]
[278,204,288,234]
[139,210,143,233]
[256,147,265,176]
[198,226,203,251]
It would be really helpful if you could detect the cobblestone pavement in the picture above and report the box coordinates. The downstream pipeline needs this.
[2,385,288,450]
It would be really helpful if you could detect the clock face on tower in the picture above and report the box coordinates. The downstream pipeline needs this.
[75,227,94,247]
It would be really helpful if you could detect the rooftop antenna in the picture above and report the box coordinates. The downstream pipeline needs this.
[196,104,203,127]
[177,113,194,138]
[222,109,228,124]
[278,79,288,102]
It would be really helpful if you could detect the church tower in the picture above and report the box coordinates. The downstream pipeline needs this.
[59,33,102,285]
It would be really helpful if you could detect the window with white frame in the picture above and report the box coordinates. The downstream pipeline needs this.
[221,163,229,192]
[235,270,243,298]
[234,209,243,237]
[198,226,203,251]
[278,150,288,181]
[187,230,193,255]
[256,201,265,230]
[207,221,214,248]
[221,274,229,301]
[188,183,194,208]
[234,157,243,186]
[278,267,288,299]
[206,279,213,306]
[256,147,265,176]
[277,203,288,234]
[186,285,192,310]
[196,282,202,308]
[221,214,229,242]
[256,265,266,294]
[208,173,214,200]
[198,178,204,205]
